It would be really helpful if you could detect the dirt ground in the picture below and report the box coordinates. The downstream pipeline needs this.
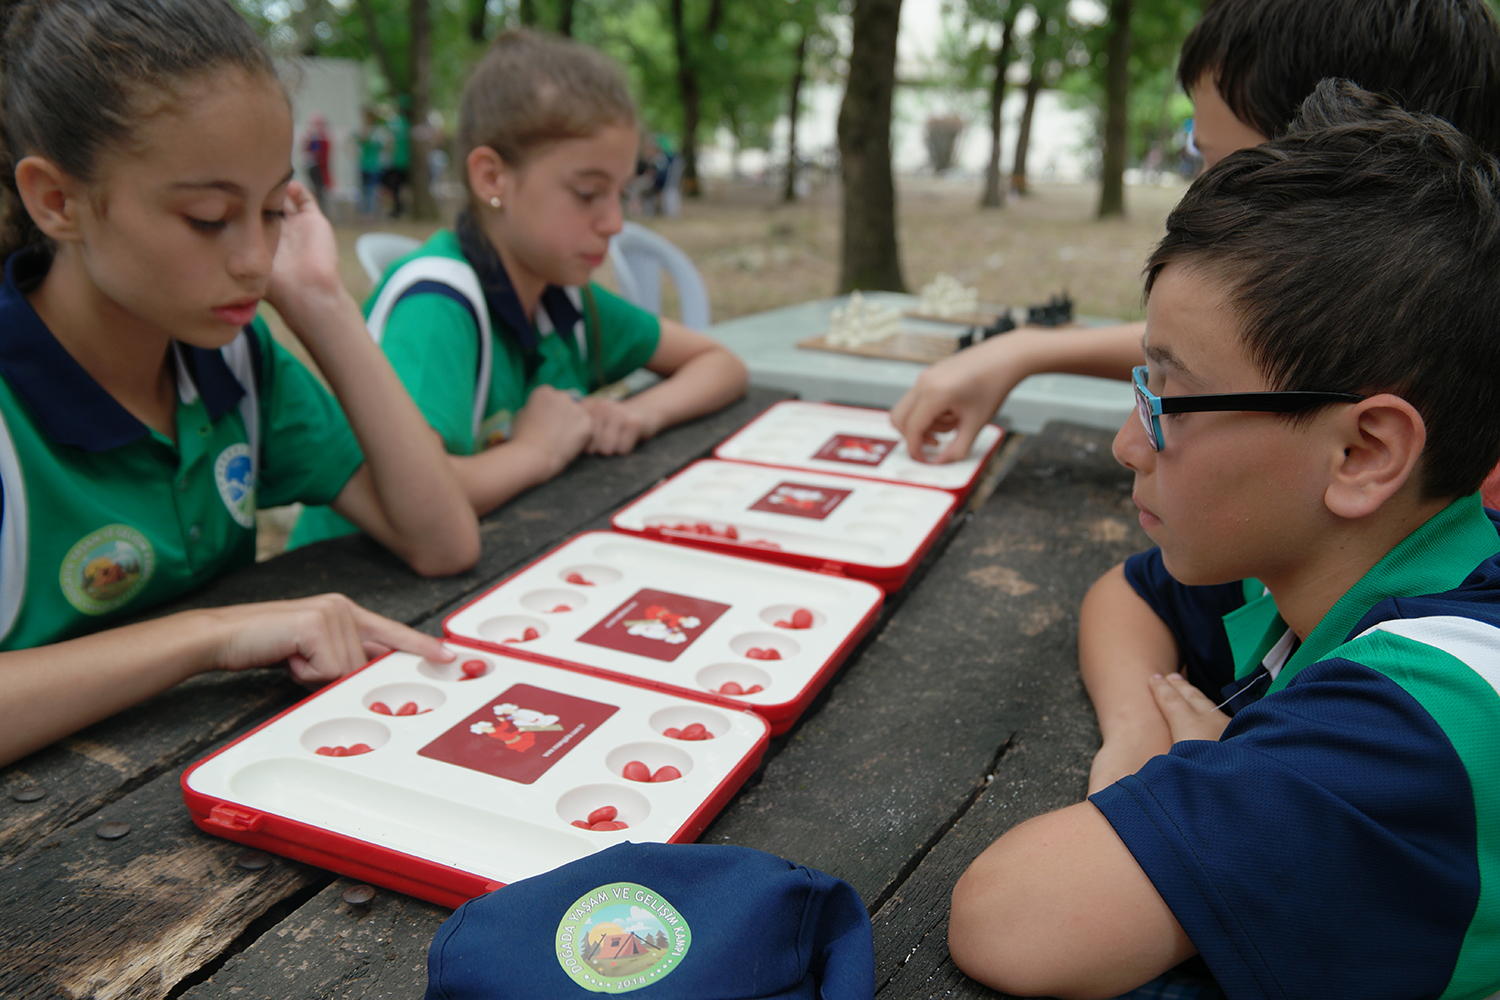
[258,175,1186,558]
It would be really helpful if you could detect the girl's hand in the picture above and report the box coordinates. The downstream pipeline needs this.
[580,395,654,455]
[266,180,345,326]
[509,385,593,472]
[208,593,453,688]
[1149,672,1232,744]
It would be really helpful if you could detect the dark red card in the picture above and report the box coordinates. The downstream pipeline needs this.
[812,434,897,466]
[576,588,730,663]
[418,683,617,785]
[748,481,852,520]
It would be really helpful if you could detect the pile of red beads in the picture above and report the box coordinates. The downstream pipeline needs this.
[745,647,781,660]
[502,627,541,643]
[662,723,713,741]
[565,572,594,586]
[718,681,764,695]
[572,805,629,831]
[368,700,429,716]
[315,743,372,757]
[773,609,814,629]
[621,760,683,782]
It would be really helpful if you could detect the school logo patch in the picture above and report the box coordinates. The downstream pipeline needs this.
[480,409,513,450]
[60,525,155,616]
[214,443,256,528]
[555,882,691,992]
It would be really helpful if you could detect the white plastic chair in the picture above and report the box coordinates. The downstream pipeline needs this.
[607,221,711,330]
[355,232,421,285]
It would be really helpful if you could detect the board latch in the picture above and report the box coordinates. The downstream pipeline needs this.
[206,803,264,832]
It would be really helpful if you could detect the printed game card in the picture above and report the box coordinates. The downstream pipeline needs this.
[577,588,731,663]
[812,434,897,466]
[748,481,852,520]
[419,683,617,785]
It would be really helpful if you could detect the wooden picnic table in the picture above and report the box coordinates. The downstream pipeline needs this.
[0,386,1149,1000]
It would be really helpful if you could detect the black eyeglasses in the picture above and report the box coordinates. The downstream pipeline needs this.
[1133,366,1364,451]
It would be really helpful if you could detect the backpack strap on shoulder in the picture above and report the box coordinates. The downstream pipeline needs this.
[0,402,27,645]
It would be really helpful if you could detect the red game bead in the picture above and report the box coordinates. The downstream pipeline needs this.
[316,746,336,756]
[746,647,782,660]
[680,723,708,741]
[745,684,764,694]
[719,681,744,695]
[587,805,618,825]
[522,627,540,641]
[662,727,682,739]
[791,608,813,629]
[590,820,628,831]
[694,523,713,534]
[724,525,739,540]
[461,659,487,678]
[397,701,418,716]
[550,605,571,613]
[369,701,392,715]
[347,743,373,755]
[774,620,791,628]
[330,746,349,757]
[622,760,651,782]
[651,766,682,782]
[571,820,591,829]
[565,572,593,586]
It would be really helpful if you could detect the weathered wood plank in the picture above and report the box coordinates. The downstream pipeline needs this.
[0,761,329,1000]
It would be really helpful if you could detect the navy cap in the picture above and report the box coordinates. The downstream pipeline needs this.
[426,842,874,999]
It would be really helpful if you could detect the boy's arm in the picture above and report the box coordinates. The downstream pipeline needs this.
[1079,562,1180,793]
[0,596,454,767]
[948,800,1195,998]
[580,317,747,455]
[267,183,478,577]
[890,321,1145,463]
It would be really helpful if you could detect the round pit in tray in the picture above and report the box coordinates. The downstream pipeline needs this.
[477,614,547,645]
[420,654,493,682]
[844,522,901,542]
[729,632,800,661]
[697,662,772,697]
[557,784,649,831]
[649,705,730,741]
[557,564,622,588]
[300,718,390,756]
[860,503,919,523]
[520,589,586,614]
[363,683,444,716]
[760,605,822,630]
[605,742,693,782]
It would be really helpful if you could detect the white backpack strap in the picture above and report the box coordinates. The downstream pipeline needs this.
[219,335,261,480]
[0,404,27,645]
[365,257,492,443]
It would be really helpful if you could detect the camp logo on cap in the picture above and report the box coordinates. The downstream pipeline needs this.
[554,881,692,993]
[214,443,256,528]
[60,525,155,615]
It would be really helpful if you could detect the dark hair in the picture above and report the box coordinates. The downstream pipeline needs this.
[1145,79,1500,500]
[1179,0,1500,157]
[457,28,636,193]
[0,0,278,260]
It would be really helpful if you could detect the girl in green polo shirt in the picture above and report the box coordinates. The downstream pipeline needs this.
[289,29,746,548]
[0,0,479,767]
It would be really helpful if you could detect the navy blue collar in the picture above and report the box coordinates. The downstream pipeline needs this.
[0,249,246,452]
[454,212,582,354]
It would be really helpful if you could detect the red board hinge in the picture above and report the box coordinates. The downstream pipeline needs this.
[206,803,264,832]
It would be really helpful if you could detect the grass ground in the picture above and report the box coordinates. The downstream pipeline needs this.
[257,174,1187,557]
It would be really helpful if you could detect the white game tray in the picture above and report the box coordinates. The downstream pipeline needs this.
[610,459,957,592]
[712,400,1004,496]
[182,643,768,908]
[443,532,885,734]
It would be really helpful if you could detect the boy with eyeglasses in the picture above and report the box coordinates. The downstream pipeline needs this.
[947,80,1500,999]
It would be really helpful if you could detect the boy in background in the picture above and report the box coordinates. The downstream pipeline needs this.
[891,0,1500,470]
[948,80,1500,1000]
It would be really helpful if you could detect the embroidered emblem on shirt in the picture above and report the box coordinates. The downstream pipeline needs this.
[555,881,692,992]
[480,409,513,450]
[61,525,155,615]
[214,443,256,528]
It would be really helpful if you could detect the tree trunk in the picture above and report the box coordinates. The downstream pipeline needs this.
[979,11,1017,208]
[355,0,401,97]
[1011,71,1042,195]
[837,0,906,293]
[518,0,536,26]
[669,0,702,196]
[558,0,575,36]
[467,0,486,43]
[409,0,437,221]
[1096,0,1131,218]
[782,28,808,203]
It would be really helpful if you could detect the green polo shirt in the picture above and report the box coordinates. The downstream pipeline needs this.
[289,228,660,547]
[0,251,363,650]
